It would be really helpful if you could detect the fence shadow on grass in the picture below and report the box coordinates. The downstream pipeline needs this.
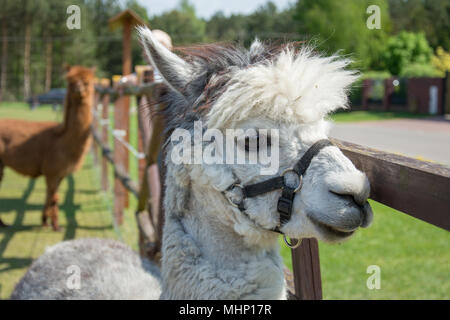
[0,174,111,275]
[61,175,78,241]
[60,175,112,240]
[0,179,36,273]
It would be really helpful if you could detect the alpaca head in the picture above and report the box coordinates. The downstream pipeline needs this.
[138,27,373,248]
[65,65,95,100]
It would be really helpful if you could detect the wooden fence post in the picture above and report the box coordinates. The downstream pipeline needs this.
[92,91,100,165]
[112,74,129,225]
[137,97,147,185]
[109,9,146,216]
[135,67,166,261]
[101,83,110,192]
[136,93,153,258]
[291,238,323,300]
[136,66,153,184]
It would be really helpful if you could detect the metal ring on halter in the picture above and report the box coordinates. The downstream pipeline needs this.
[281,168,303,193]
[283,235,302,249]
[226,184,245,208]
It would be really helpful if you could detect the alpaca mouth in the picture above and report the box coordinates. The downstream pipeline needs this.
[308,216,356,239]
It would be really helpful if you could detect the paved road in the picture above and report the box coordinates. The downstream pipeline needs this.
[330,118,450,166]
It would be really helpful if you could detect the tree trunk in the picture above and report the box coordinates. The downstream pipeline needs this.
[0,21,8,102]
[45,39,52,92]
[23,23,31,99]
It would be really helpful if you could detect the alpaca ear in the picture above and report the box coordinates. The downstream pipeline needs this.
[137,26,193,96]
[63,63,72,72]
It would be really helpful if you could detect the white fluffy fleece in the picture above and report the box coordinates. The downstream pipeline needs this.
[207,48,358,129]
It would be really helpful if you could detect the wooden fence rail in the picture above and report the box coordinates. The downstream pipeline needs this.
[92,80,450,300]
[334,139,450,231]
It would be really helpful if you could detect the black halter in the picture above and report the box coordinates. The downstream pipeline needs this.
[224,139,333,235]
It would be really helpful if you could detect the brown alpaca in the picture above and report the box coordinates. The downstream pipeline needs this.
[0,66,95,230]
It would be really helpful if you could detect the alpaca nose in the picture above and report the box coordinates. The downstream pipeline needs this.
[328,171,373,229]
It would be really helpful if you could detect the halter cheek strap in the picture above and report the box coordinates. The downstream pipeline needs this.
[224,139,333,236]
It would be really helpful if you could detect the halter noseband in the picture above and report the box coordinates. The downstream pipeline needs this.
[224,139,333,248]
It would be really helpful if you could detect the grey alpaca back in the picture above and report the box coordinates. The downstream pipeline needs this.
[11,238,161,300]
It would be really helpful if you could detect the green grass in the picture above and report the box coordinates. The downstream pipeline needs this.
[0,102,63,122]
[1,102,448,299]
[330,110,431,123]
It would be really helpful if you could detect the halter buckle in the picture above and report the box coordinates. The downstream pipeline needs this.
[281,168,303,193]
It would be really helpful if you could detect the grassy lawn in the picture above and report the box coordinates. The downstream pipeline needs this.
[0,102,64,122]
[330,110,431,123]
[1,102,448,299]
[0,156,117,299]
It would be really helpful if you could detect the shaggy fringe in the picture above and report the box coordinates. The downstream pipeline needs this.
[144,41,315,135]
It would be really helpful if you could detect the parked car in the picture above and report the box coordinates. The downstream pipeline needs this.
[27,88,66,110]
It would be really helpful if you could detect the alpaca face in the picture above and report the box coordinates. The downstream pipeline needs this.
[65,66,95,100]
[220,117,372,244]
[138,27,372,246]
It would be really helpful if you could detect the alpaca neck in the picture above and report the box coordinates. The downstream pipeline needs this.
[160,183,286,300]
[61,92,93,142]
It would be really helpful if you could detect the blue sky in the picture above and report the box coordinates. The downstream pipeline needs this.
[138,0,295,19]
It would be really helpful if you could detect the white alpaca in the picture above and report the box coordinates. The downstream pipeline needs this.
[11,27,372,300]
